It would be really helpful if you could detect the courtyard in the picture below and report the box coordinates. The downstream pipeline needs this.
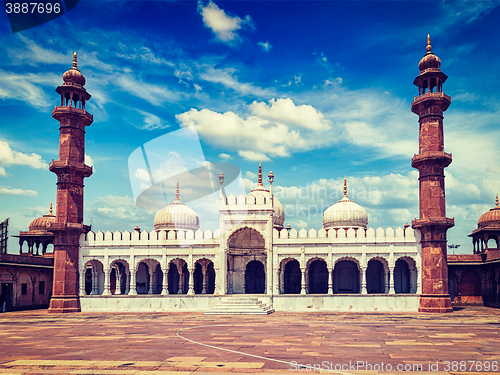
[0,306,499,374]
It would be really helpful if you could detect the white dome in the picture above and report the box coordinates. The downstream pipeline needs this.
[154,182,200,231]
[246,163,285,230]
[247,187,285,230]
[323,178,368,229]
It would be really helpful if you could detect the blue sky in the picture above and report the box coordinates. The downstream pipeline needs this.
[1,0,499,254]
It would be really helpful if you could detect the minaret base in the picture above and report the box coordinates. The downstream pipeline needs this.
[418,294,453,313]
[48,296,81,313]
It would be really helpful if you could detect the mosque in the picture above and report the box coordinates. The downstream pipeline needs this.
[2,37,500,313]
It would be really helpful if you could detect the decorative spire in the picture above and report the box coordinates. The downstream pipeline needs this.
[496,193,499,208]
[72,52,78,69]
[257,162,263,186]
[49,201,53,215]
[426,34,432,54]
[175,180,180,201]
[343,176,348,198]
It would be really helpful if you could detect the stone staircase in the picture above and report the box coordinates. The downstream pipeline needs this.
[204,296,274,315]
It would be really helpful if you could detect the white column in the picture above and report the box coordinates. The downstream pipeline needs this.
[389,266,395,294]
[279,267,284,294]
[267,255,273,295]
[91,270,98,295]
[416,269,422,294]
[125,271,131,295]
[273,250,279,295]
[361,266,367,295]
[161,266,169,295]
[187,268,195,295]
[103,269,112,296]
[115,269,122,295]
[300,267,306,295]
[148,269,155,295]
[202,267,207,294]
[384,269,389,293]
[328,267,333,295]
[128,268,137,295]
[79,268,86,296]
[178,268,184,294]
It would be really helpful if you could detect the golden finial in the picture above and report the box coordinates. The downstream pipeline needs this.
[343,176,347,198]
[72,52,78,69]
[257,162,263,186]
[426,34,432,53]
[49,201,53,215]
[496,193,499,208]
[175,180,180,201]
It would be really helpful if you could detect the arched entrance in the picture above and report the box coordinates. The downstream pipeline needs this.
[366,259,385,294]
[333,259,359,293]
[283,259,301,294]
[245,260,265,294]
[227,227,266,294]
[394,259,410,293]
[308,259,328,294]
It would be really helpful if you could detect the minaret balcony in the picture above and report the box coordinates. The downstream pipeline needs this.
[411,151,452,169]
[411,92,451,113]
[49,160,93,177]
[412,217,455,230]
[52,105,93,124]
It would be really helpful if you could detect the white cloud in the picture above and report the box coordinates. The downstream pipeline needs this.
[0,69,60,108]
[219,153,232,160]
[199,66,274,97]
[134,168,151,183]
[85,154,94,168]
[245,171,257,179]
[0,140,47,169]
[249,98,330,131]
[0,167,6,177]
[257,41,272,52]
[198,1,253,46]
[135,109,170,130]
[176,99,332,160]
[115,75,181,106]
[0,186,37,196]
[238,150,271,162]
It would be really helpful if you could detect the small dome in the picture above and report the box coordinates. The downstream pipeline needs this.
[418,35,441,71]
[62,52,86,87]
[246,163,285,230]
[154,181,200,231]
[29,203,56,231]
[478,194,500,229]
[323,177,368,229]
[247,188,285,230]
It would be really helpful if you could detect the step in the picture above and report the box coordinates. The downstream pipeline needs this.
[204,296,274,315]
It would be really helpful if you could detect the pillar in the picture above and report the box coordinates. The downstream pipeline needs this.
[300,267,306,295]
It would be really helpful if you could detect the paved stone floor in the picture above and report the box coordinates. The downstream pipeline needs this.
[0,306,499,374]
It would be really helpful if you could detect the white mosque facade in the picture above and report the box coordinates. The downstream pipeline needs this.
[78,167,421,312]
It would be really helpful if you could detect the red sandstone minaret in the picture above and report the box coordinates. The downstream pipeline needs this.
[48,53,93,313]
[411,36,454,313]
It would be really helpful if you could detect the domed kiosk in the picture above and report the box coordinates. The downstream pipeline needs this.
[469,194,500,253]
[15,203,56,255]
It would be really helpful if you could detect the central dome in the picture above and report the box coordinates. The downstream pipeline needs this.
[323,177,368,229]
[154,181,200,231]
[246,163,285,230]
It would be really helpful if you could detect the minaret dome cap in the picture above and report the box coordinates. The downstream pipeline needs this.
[62,52,86,87]
[418,35,441,71]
